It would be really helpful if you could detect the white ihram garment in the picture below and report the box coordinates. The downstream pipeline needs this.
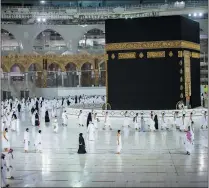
[87,123,95,141]
[53,119,59,133]
[78,114,84,125]
[202,115,208,128]
[123,117,130,127]
[117,134,122,153]
[62,112,68,125]
[35,133,42,151]
[2,132,10,150]
[134,117,140,129]
[24,131,30,151]
[149,118,155,131]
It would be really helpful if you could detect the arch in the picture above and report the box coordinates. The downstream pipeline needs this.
[48,62,61,71]
[81,62,93,87]
[27,63,42,72]
[99,61,105,70]
[1,29,20,53]
[1,64,9,72]
[78,28,105,54]
[33,29,68,55]
[65,63,77,71]
[81,62,92,71]
[10,63,25,72]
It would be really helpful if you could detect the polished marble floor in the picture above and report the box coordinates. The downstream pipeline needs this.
[2,109,208,187]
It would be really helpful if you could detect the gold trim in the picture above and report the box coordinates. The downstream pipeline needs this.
[147,51,165,58]
[111,54,115,59]
[191,52,200,59]
[178,51,183,57]
[105,40,200,51]
[139,52,144,58]
[184,50,191,97]
[118,52,136,59]
[169,51,173,57]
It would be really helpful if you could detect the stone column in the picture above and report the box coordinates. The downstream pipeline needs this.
[25,73,28,89]
[61,72,64,87]
[8,73,10,90]
[77,71,81,87]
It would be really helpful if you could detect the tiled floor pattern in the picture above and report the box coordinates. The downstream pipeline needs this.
[2,109,208,187]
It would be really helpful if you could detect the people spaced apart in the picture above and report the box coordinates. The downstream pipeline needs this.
[53,116,59,133]
[87,121,95,141]
[5,149,14,180]
[133,113,140,131]
[35,130,42,153]
[78,110,84,127]
[116,130,122,154]
[201,111,208,129]
[1,153,9,188]
[2,128,10,152]
[62,110,68,126]
[24,128,30,153]
[103,111,112,130]
[184,126,192,155]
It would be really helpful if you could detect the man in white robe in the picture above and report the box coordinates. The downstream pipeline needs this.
[5,149,14,179]
[53,116,59,133]
[78,110,84,127]
[24,128,30,153]
[87,121,95,141]
[201,111,208,129]
[180,114,186,131]
[35,130,42,153]
[1,154,9,187]
[62,111,68,126]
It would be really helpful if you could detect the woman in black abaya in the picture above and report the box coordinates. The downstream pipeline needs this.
[45,110,50,123]
[86,112,92,128]
[77,133,87,154]
[154,115,158,130]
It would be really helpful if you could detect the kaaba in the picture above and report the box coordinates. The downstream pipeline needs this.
[105,15,200,110]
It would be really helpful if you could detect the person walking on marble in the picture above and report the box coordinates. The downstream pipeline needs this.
[35,130,42,153]
[1,153,9,188]
[116,130,122,154]
[53,116,59,133]
[24,128,30,153]
[2,128,10,152]
[62,110,68,126]
[184,126,192,155]
[78,110,84,127]
[5,149,14,180]
[201,111,208,129]
[87,121,95,141]
[133,113,140,131]
[103,111,112,130]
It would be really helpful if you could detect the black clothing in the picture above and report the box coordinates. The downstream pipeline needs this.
[36,101,39,112]
[35,113,39,126]
[67,100,70,106]
[75,96,78,104]
[31,107,35,114]
[86,113,92,128]
[45,111,50,123]
[17,104,21,112]
[77,136,86,154]
[154,115,158,130]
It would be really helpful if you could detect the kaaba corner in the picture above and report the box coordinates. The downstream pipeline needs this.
[105,15,200,110]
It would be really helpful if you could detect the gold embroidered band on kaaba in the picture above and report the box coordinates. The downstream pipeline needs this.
[105,40,200,51]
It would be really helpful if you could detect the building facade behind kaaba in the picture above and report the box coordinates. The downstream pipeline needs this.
[105,16,200,110]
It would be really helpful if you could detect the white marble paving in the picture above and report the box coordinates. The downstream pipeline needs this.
[1,109,208,187]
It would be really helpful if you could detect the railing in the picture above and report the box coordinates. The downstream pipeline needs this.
[1,70,106,88]
[1,1,208,20]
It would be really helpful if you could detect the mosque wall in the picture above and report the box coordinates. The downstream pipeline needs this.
[35,87,106,98]
[1,24,105,54]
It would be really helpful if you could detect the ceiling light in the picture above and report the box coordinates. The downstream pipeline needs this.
[188,14,191,17]
[42,18,46,22]
[37,18,41,22]
[40,1,45,4]
[199,13,203,16]
[193,13,197,17]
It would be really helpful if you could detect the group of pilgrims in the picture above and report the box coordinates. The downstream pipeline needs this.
[78,109,208,155]
[1,95,208,187]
